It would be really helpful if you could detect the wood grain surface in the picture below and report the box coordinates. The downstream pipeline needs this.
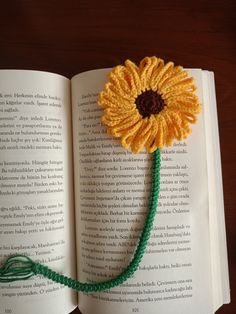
[0,1,235,313]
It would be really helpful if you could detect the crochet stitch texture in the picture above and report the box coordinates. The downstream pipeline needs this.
[99,56,201,153]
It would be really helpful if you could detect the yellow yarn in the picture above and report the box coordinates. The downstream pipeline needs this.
[98,56,201,154]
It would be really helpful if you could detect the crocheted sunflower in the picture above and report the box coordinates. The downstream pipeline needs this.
[98,56,201,153]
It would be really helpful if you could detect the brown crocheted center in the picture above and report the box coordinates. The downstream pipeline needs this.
[135,90,166,118]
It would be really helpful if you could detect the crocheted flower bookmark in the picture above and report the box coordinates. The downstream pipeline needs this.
[99,56,200,153]
[0,56,200,292]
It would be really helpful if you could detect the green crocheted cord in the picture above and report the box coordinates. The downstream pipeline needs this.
[0,149,161,292]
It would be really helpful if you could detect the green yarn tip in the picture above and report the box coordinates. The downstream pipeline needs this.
[0,149,161,292]
[0,255,35,282]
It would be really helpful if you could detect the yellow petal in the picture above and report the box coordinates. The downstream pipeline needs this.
[180,111,197,123]
[105,107,138,118]
[102,110,140,127]
[131,129,152,153]
[158,70,189,91]
[163,77,196,95]
[121,120,143,149]
[152,62,174,92]
[139,56,162,91]
[105,80,134,102]
[145,116,159,153]
[99,89,135,110]
[125,59,142,95]
[111,114,142,136]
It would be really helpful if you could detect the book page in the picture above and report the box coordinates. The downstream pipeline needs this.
[71,69,213,314]
[202,71,230,310]
[0,70,77,314]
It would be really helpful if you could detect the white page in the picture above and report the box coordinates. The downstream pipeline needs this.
[208,73,230,305]
[71,68,214,314]
[202,71,230,310]
[0,70,77,314]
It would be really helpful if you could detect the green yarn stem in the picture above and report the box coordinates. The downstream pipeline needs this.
[0,149,161,292]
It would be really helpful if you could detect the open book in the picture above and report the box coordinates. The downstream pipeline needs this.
[0,68,230,314]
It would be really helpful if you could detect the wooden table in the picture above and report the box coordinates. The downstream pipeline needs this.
[0,1,235,313]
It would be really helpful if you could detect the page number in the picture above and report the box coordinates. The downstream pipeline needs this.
[132,308,139,312]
